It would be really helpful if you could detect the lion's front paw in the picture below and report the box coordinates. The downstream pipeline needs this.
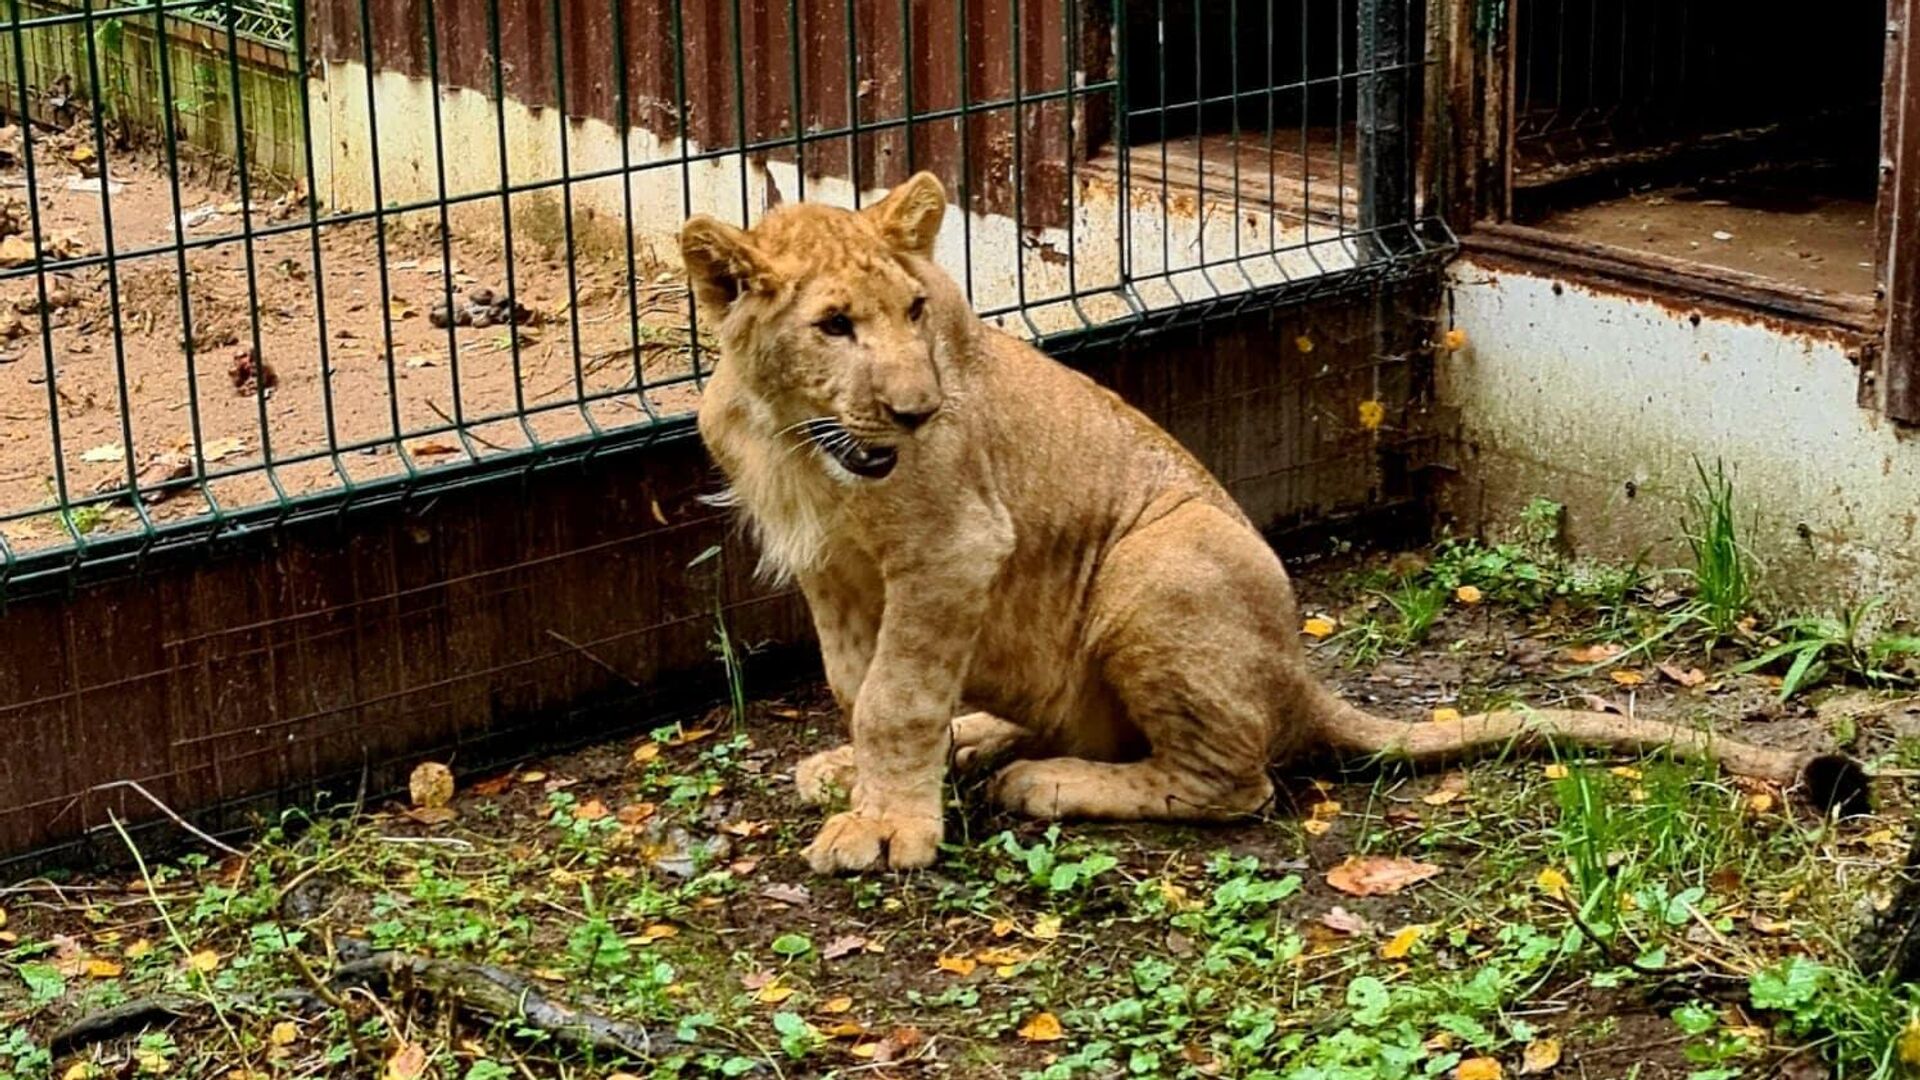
[794,745,857,806]
[804,811,942,873]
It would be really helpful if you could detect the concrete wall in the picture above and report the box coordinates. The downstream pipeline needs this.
[1440,257,1920,613]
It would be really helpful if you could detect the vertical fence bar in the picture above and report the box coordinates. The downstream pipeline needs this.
[1359,0,1412,258]
[484,0,537,447]
[288,0,350,496]
[422,0,480,460]
[222,0,287,516]
[362,0,422,476]
[609,0,658,424]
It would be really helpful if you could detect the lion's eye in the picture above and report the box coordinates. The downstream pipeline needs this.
[907,296,927,322]
[817,313,855,338]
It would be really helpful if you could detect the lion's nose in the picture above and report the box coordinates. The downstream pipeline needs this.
[885,403,939,431]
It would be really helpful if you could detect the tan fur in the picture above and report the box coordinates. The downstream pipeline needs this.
[680,174,1864,874]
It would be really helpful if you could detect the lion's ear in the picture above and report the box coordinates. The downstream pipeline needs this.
[864,171,947,256]
[679,216,776,320]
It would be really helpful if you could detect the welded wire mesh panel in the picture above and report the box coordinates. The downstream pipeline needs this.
[0,0,1446,596]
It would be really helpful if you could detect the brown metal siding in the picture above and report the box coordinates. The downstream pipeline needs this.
[309,0,1099,224]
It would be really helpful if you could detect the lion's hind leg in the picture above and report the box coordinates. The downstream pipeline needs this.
[988,755,1273,821]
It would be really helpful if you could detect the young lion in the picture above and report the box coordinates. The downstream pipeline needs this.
[679,172,1863,874]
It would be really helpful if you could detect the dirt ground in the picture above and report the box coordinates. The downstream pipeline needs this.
[0,542,1915,1080]
[0,127,702,555]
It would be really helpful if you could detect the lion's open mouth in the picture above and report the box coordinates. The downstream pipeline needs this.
[809,423,898,480]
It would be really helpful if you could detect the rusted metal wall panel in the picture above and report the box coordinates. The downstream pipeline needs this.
[307,0,1097,223]
[0,284,1435,866]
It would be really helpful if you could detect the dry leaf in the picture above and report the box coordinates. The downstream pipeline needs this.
[1302,617,1337,639]
[1749,913,1790,935]
[1031,914,1062,940]
[404,807,455,826]
[1898,1015,1920,1065]
[821,996,854,1014]
[1610,766,1642,780]
[637,923,678,944]
[517,770,547,784]
[1442,327,1469,352]
[1017,1012,1065,1043]
[1325,856,1443,897]
[467,775,511,797]
[574,799,610,821]
[1566,643,1624,664]
[761,883,812,906]
[186,949,220,974]
[1520,1038,1561,1074]
[755,980,796,1005]
[936,954,977,977]
[671,727,717,746]
[822,934,869,960]
[84,958,122,978]
[1431,707,1463,724]
[976,946,1027,967]
[1455,585,1483,605]
[1294,334,1315,353]
[1747,792,1776,815]
[1319,906,1373,936]
[1659,663,1709,688]
[1543,763,1570,780]
[821,1020,867,1039]
[722,819,772,838]
[1579,694,1624,714]
[408,762,454,809]
[1380,925,1423,960]
[1303,820,1332,836]
[1310,800,1342,820]
[1422,772,1469,806]
[80,443,125,464]
[410,439,461,458]
[1456,1058,1503,1080]
[1536,867,1570,901]
[269,1021,299,1047]
[1357,400,1387,431]
[632,743,662,765]
[125,939,151,959]
[1610,670,1646,687]
[384,1043,427,1080]
[616,802,658,825]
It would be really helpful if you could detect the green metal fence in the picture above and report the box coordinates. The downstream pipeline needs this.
[0,0,1450,599]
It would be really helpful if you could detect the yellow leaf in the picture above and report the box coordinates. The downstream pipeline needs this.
[186,949,220,974]
[1864,829,1898,847]
[1302,617,1337,640]
[755,981,796,1005]
[1380,925,1423,960]
[821,996,854,1014]
[1609,766,1642,780]
[1747,792,1776,815]
[531,967,567,981]
[1422,788,1461,807]
[632,743,662,764]
[1031,914,1062,941]
[574,799,611,821]
[1431,707,1463,724]
[62,1064,99,1080]
[1536,867,1570,901]
[1357,400,1387,431]
[1294,334,1315,354]
[821,1020,867,1039]
[1898,1015,1920,1065]
[1520,1038,1562,1074]
[1543,764,1570,780]
[991,918,1017,938]
[84,958,122,978]
[0,908,7,928]
[1628,787,1648,803]
[517,770,548,784]
[269,1021,299,1046]
[1456,1058,1503,1080]
[1455,585,1483,605]
[1442,327,1469,352]
[1310,800,1342,820]
[125,939,152,959]
[638,923,679,944]
[936,954,978,977]
[850,1043,880,1059]
[1610,670,1645,687]
[1303,820,1332,837]
[671,727,717,746]
[408,761,455,809]
[1018,1012,1065,1042]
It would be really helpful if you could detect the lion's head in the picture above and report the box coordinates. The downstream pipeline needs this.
[679,172,960,482]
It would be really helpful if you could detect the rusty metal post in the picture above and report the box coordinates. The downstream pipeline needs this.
[1359,0,1416,258]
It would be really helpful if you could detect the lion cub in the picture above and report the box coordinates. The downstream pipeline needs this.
[679,173,1858,873]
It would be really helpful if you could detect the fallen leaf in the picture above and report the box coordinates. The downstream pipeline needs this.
[616,802,658,825]
[1898,1014,1920,1065]
[403,807,456,826]
[1579,694,1624,714]
[755,980,796,1005]
[637,923,678,944]
[1749,914,1791,935]
[1303,820,1332,836]
[632,743,662,765]
[1294,334,1314,353]
[1455,585,1483,605]
[574,799,610,821]
[1566,643,1624,664]
[976,946,1027,967]
[1536,867,1570,901]
[124,939,151,959]
[821,996,854,1014]
[1659,663,1709,688]
[84,958,122,978]
[1319,906,1373,935]
[1520,1038,1561,1074]
[531,967,567,980]
[822,934,869,960]
[1747,792,1776,815]
[991,918,1017,938]
[467,775,511,797]
[1431,707,1463,724]
[1423,773,1469,806]
[1325,856,1443,897]
[1610,670,1646,687]
[671,727,717,746]
[384,1043,427,1080]
[1302,616,1337,639]
[820,1020,867,1039]
[1456,1058,1503,1080]
[1380,925,1423,960]
[186,949,220,974]
[936,954,977,976]
[408,762,454,809]
[1310,799,1342,820]
[1543,763,1570,780]
[1442,327,1469,352]
[1031,914,1062,940]
[1610,766,1643,780]
[761,883,812,906]
[1018,1012,1065,1042]
[1357,400,1387,431]
[269,1021,299,1046]
[80,443,125,464]
[517,770,547,784]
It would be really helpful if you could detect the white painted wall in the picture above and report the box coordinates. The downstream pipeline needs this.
[1442,258,1920,612]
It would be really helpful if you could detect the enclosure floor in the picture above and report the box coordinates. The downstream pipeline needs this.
[1084,128,1359,228]
[1527,182,1877,297]
[0,136,701,554]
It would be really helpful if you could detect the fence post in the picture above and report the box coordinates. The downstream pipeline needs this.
[1358,0,1416,258]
